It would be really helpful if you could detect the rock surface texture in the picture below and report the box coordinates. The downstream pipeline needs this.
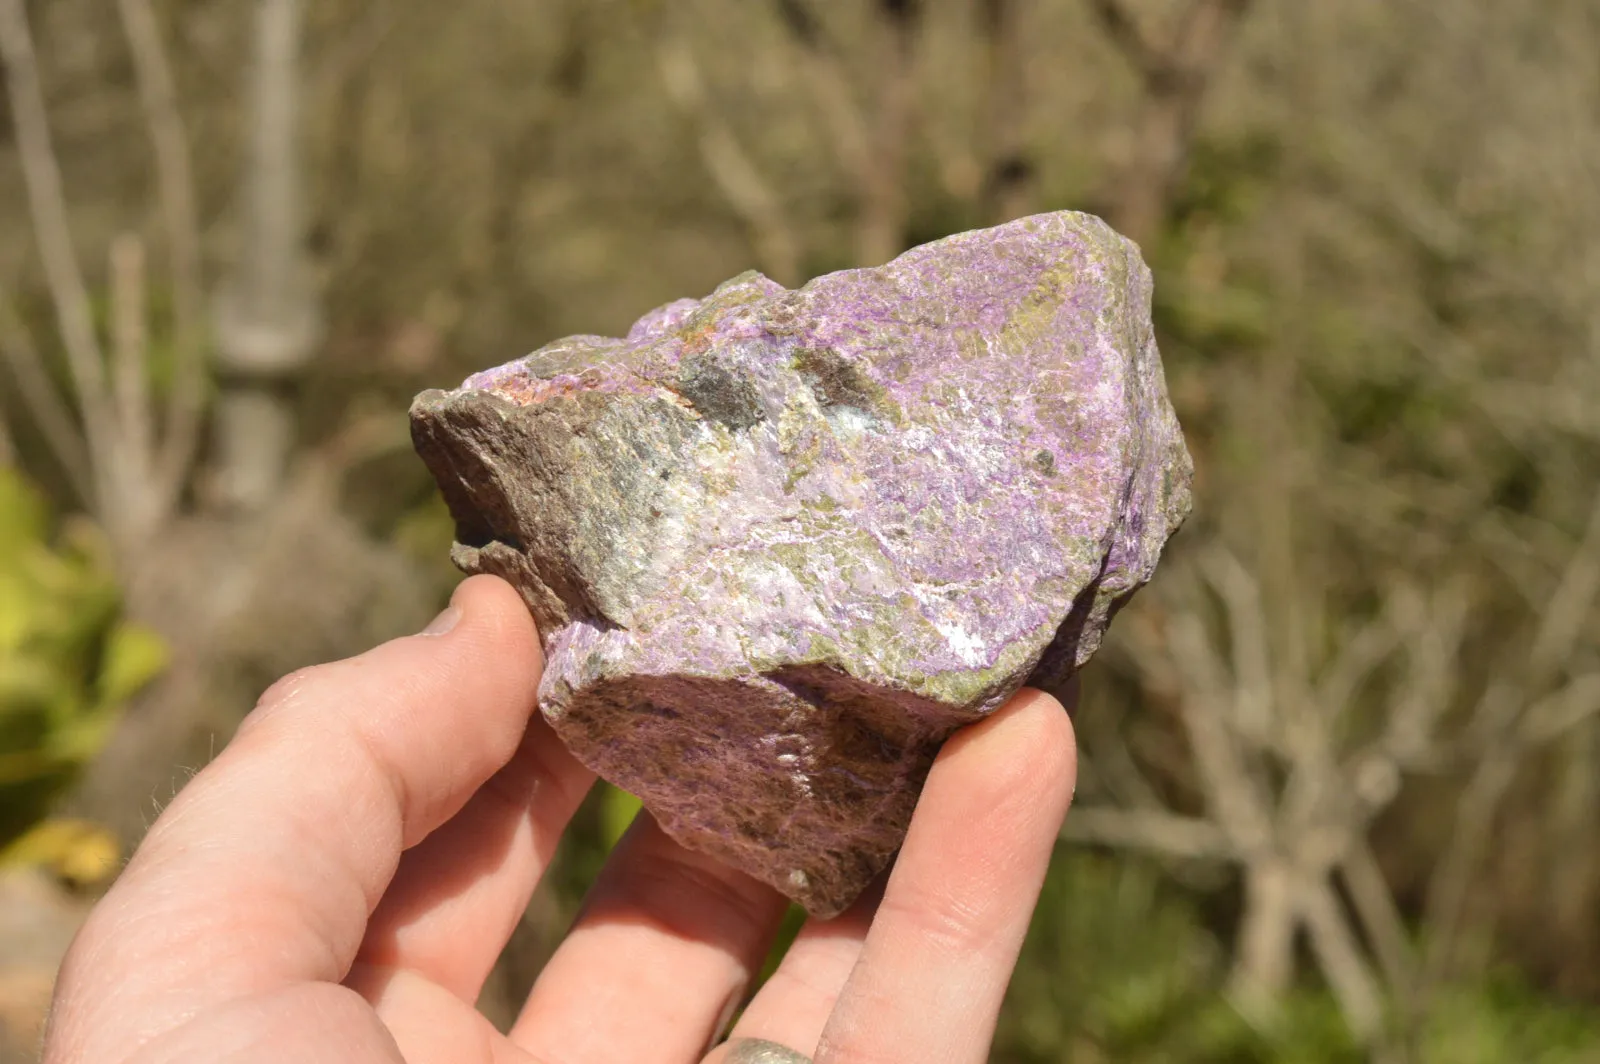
[411,212,1192,916]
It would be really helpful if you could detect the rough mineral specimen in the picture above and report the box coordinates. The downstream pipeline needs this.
[410,212,1192,916]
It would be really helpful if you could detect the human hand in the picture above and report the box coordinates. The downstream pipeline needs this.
[43,575,1077,1064]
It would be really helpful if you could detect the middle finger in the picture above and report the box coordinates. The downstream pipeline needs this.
[511,813,789,1063]
[351,714,596,1004]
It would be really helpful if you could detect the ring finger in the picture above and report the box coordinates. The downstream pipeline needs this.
[511,812,789,1064]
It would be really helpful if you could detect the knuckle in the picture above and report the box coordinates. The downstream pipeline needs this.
[479,728,587,814]
[876,879,993,956]
[236,663,337,739]
[611,837,780,943]
[253,664,319,713]
[815,1024,902,1064]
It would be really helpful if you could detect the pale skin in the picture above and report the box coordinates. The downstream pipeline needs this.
[42,575,1078,1064]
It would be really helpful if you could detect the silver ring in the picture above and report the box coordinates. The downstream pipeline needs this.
[723,1037,812,1064]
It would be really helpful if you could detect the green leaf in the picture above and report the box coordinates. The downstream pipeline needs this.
[0,467,164,848]
[599,784,642,848]
[0,468,48,557]
[0,655,76,729]
[0,571,35,653]
[96,622,168,707]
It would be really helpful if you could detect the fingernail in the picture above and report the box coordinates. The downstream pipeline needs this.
[420,604,461,637]
[723,1039,812,1064]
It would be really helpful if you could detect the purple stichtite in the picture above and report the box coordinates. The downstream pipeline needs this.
[411,211,1193,916]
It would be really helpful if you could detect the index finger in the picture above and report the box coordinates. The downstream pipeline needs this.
[47,575,544,1061]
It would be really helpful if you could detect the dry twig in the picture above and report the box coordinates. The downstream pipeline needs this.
[656,35,801,283]
[1061,807,1235,861]
[771,0,872,188]
[115,0,208,508]
[110,235,153,495]
[0,0,116,512]
[0,292,92,503]
[1088,0,1255,242]
[1423,491,1600,986]
[1079,544,1455,1046]
[1086,0,1168,87]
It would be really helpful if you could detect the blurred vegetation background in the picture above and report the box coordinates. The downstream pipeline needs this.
[1,0,1598,1060]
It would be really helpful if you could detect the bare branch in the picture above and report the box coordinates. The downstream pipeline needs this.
[1315,599,1403,723]
[854,1,922,266]
[1528,489,1600,679]
[1166,609,1276,852]
[218,0,320,374]
[1422,679,1522,987]
[110,235,153,492]
[1171,0,1254,80]
[1383,579,1470,764]
[769,0,872,186]
[1093,0,1254,89]
[115,0,207,506]
[1473,380,1600,444]
[1300,877,1385,1041]
[1340,840,1416,998]
[974,0,1036,222]
[657,36,801,283]
[1091,0,1256,243]
[1230,860,1297,1011]
[1521,673,1600,746]
[0,292,92,503]
[772,0,824,49]
[1076,702,1169,810]
[210,0,322,512]
[1060,807,1236,861]
[1198,546,1275,743]
[767,0,919,264]
[1087,0,1168,87]
[0,0,115,509]
[1425,491,1600,984]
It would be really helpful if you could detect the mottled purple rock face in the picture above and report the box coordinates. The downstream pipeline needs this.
[411,212,1192,915]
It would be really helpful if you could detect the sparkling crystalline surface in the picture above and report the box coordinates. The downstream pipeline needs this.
[411,212,1192,916]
